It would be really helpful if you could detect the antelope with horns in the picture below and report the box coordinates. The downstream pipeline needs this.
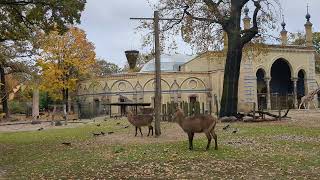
[127,110,153,137]
[173,108,218,150]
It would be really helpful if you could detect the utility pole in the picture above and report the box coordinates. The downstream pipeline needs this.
[153,11,161,136]
[130,11,180,137]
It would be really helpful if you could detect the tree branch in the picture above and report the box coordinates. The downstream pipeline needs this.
[240,0,261,45]
[184,5,221,24]
[0,0,52,6]
[203,0,224,24]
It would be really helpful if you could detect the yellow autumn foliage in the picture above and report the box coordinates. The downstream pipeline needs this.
[37,27,96,100]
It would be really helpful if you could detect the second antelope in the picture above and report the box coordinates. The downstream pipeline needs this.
[173,108,218,150]
[127,110,153,137]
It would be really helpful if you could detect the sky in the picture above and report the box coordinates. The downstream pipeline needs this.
[79,0,320,67]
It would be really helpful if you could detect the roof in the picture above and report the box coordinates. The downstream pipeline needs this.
[139,54,196,72]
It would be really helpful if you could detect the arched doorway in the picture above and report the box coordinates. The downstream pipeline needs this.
[297,70,306,106]
[270,59,293,109]
[256,68,267,110]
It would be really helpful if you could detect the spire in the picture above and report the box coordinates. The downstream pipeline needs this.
[306,3,311,22]
[280,14,288,45]
[281,15,286,31]
[304,3,313,47]
[244,6,250,18]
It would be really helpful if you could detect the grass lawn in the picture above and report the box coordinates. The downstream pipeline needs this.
[0,117,319,179]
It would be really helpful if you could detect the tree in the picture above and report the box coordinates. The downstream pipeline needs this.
[312,32,320,54]
[93,59,121,77]
[0,0,86,43]
[0,0,86,117]
[0,42,31,117]
[37,27,96,111]
[143,0,279,117]
[289,32,320,73]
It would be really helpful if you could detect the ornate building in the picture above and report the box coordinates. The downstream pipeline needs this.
[77,12,320,115]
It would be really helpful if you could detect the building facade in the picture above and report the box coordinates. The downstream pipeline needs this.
[77,14,320,115]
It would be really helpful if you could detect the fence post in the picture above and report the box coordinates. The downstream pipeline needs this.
[202,102,205,114]
[253,102,256,121]
[214,94,219,117]
[278,100,282,120]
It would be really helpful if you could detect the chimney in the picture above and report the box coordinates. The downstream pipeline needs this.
[125,50,139,71]
[280,18,288,45]
[243,6,251,30]
[305,7,313,47]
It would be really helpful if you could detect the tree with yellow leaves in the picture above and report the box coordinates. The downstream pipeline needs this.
[37,27,96,111]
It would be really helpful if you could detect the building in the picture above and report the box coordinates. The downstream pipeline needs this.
[77,12,320,116]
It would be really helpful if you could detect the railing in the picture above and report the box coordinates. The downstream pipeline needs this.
[257,93,267,110]
[270,93,294,110]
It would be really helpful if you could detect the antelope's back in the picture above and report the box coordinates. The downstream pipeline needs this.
[184,114,216,132]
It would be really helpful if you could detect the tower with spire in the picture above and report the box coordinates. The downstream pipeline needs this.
[243,6,251,30]
[280,15,288,45]
[305,4,313,47]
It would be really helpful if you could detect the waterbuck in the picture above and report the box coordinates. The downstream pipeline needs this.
[173,108,218,150]
[127,110,153,137]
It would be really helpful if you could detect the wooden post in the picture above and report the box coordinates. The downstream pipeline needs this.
[202,102,205,114]
[214,94,219,117]
[253,102,256,121]
[130,12,181,135]
[154,11,161,136]
[278,98,282,120]
[109,104,112,118]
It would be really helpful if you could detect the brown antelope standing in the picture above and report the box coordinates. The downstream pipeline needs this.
[127,110,153,136]
[173,108,218,150]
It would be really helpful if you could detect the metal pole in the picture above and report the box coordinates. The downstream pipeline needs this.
[154,11,162,136]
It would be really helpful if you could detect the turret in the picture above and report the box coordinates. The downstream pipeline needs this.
[305,6,313,47]
[280,16,288,45]
[243,6,251,30]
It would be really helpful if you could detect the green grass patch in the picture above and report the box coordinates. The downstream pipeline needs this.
[0,120,319,179]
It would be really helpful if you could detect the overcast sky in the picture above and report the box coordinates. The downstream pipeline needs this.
[79,0,320,67]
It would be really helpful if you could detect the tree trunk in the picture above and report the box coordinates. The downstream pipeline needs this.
[65,88,69,112]
[62,88,68,124]
[32,88,40,119]
[0,66,9,118]
[219,35,243,117]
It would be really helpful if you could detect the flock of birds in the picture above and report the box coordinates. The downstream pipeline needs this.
[35,119,239,147]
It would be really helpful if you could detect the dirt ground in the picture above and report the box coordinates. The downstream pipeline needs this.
[0,120,92,132]
[1,109,319,144]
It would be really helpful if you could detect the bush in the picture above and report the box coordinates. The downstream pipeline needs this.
[9,101,29,114]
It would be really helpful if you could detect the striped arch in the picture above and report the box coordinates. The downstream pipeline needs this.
[110,80,134,91]
[89,81,103,94]
[143,78,170,91]
[180,77,207,90]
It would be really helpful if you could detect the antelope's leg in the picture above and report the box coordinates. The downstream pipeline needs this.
[151,126,153,136]
[205,132,212,150]
[135,126,138,137]
[188,132,194,150]
[147,126,150,136]
[211,131,218,150]
[147,125,153,136]
[139,127,143,136]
